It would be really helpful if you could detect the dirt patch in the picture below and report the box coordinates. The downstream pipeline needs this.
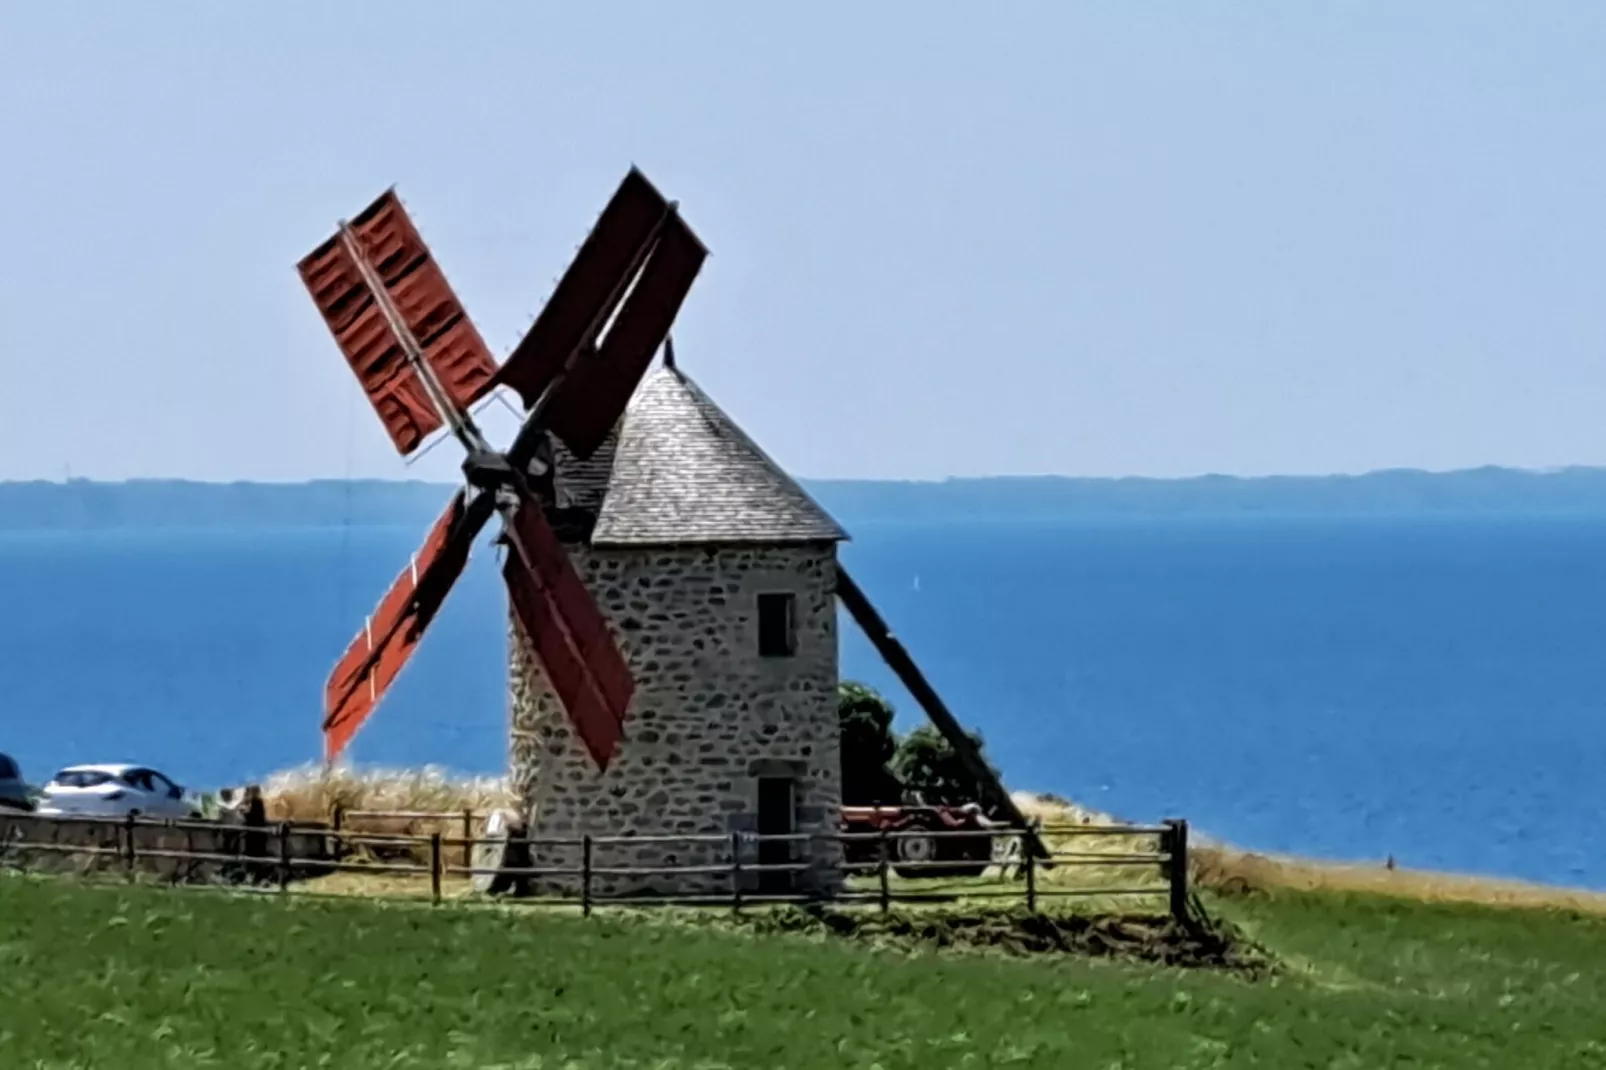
[733,904,1274,975]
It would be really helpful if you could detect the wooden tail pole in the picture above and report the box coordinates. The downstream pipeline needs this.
[835,564,1051,862]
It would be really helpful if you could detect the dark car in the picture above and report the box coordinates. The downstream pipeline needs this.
[0,752,32,811]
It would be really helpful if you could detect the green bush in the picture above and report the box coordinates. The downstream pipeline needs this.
[891,723,997,807]
[837,682,999,808]
[837,681,903,804]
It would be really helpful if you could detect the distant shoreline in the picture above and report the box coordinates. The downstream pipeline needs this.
[10,466,1606,530]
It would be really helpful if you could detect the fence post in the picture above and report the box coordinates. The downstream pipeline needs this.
[877,829,891,914]
[1023,828,1037,913]
[730,831,743,914]
[277,822,291,893]
[182,823,197,886]
[461,809,474,872]
[123,813,137,879]
[159,819,175,887]
[581,835,593,918]
[331,803,344,861]
[430,832,443,905]
[1163,818,1190,924]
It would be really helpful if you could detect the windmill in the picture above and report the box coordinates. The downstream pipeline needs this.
[298,169,1048,869]
[296,168,705,771]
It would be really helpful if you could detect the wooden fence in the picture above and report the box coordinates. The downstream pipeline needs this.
[1,808,1192,922]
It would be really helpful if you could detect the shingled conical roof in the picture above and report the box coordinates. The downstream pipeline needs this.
[586,366,847,547]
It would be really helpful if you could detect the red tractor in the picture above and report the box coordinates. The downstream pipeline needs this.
[840,803,997,879]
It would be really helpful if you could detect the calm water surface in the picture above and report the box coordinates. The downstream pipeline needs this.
[2,515,1602,888]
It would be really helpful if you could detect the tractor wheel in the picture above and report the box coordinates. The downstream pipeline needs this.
[892,813,940,878]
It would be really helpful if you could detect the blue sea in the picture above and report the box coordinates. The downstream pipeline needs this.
[4,515,1604,890]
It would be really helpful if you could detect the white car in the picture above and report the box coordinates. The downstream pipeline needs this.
[35,763,201,820]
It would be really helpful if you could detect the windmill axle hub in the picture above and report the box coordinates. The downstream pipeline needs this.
[461,448,548,494]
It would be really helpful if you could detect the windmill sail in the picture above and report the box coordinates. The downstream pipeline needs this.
[493,168,677,410]
[298,190,499,455]
[323,491,491,760]
[544,212,707,458]
[302,168,702,772]
[500,501,634,769]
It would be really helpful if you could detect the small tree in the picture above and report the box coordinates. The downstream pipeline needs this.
[891,723,997,808]
[837,681,903,805]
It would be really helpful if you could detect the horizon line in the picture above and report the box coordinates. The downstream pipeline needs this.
[2,463,1603,488]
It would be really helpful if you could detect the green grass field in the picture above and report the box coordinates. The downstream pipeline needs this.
[3,875,1605,1069]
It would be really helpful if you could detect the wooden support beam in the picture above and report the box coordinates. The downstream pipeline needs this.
[835,564,1051,862]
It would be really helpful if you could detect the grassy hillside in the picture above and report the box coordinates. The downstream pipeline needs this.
[3,876,1604,1068]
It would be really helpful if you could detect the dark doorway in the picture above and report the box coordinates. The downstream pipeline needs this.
[756,776,797,895]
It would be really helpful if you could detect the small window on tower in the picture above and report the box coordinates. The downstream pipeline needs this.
[757,592,797,658]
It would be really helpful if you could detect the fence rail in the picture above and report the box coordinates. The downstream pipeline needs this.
[0,808,1192,922]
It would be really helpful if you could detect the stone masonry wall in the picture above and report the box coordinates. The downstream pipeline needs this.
[509,542,843,899]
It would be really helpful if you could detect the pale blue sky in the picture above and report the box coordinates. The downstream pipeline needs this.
[2,2,1603,482]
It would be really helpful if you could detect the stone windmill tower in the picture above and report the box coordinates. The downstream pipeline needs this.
[512,358,849,897]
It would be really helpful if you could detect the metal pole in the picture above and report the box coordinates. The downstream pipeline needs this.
[730,831,743,914]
